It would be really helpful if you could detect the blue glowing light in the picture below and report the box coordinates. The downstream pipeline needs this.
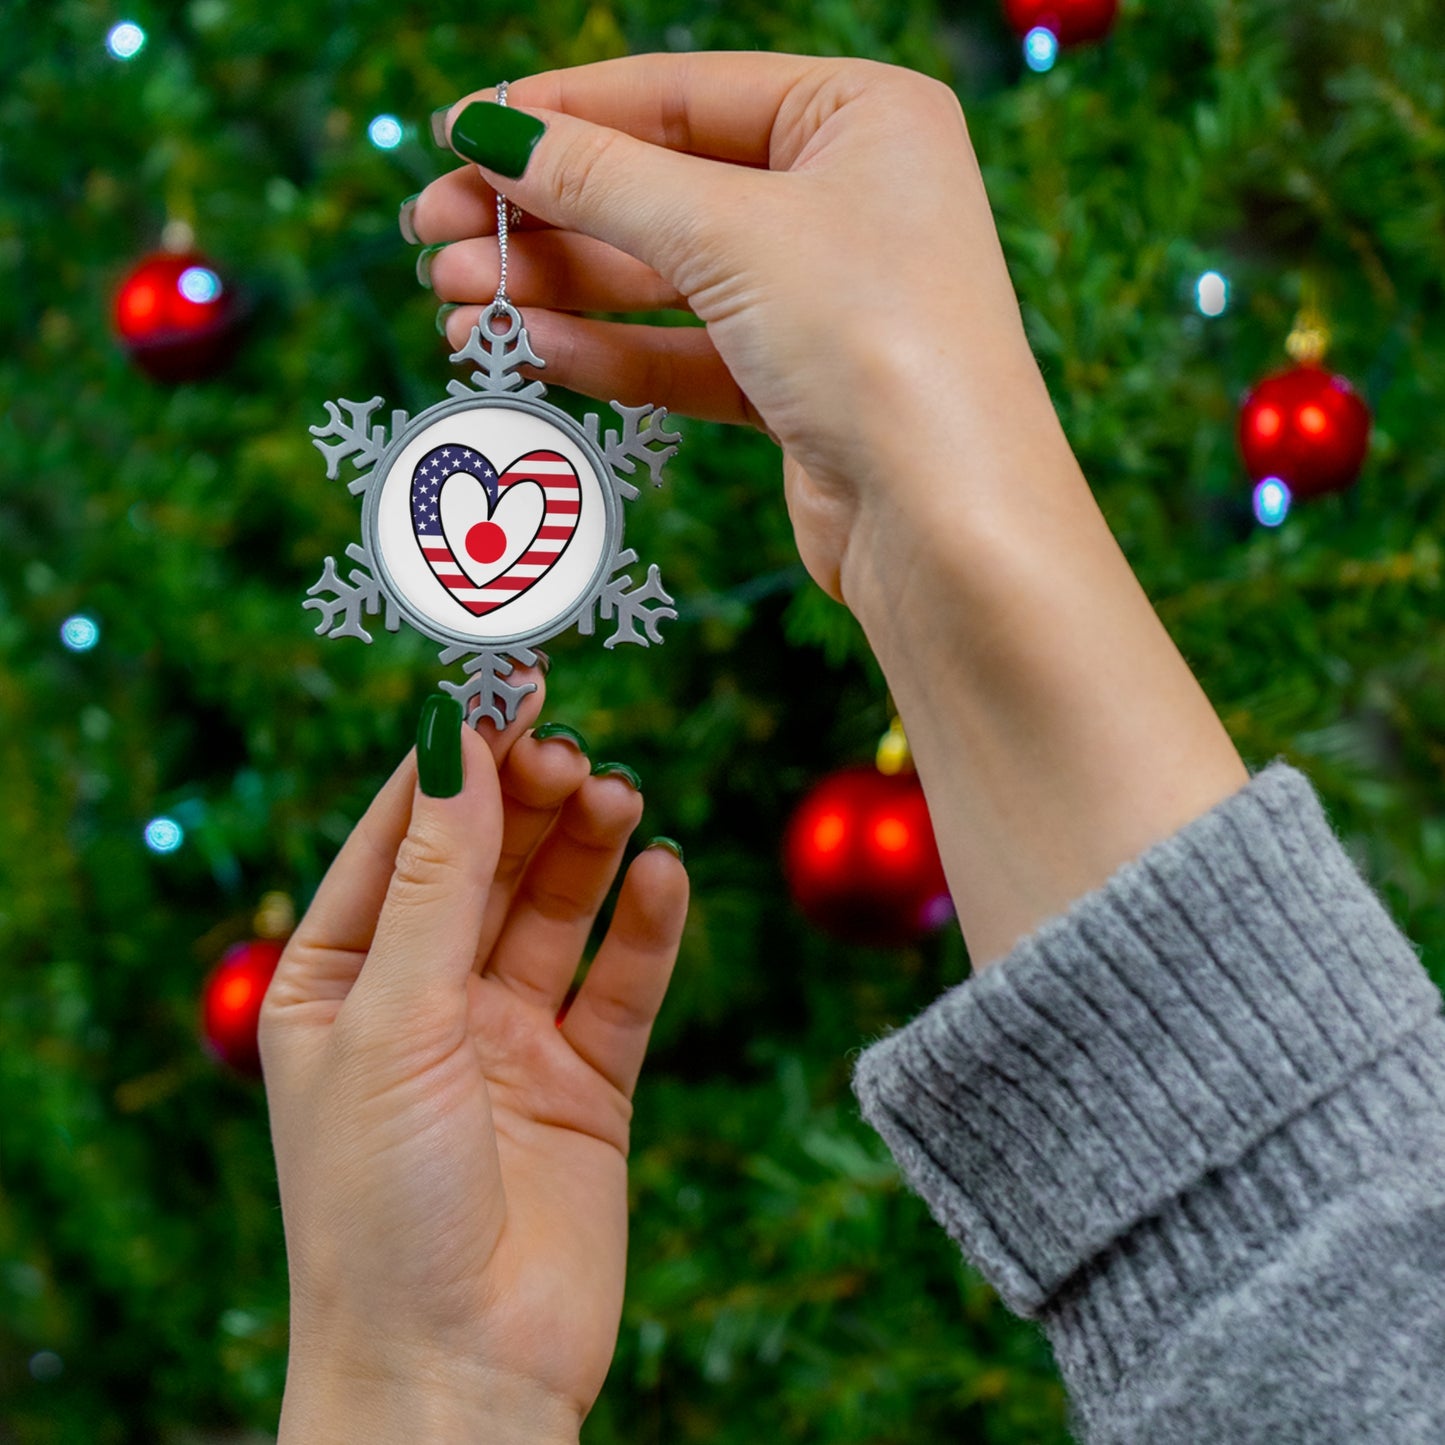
[106,21,146,59]
[1196,270,1229,317]
[144,817,185,853]
[178,266,222,303]
[60,615,100,652]
[1253,477,1292,528]
[1024,26,1059,72]
[368,114,404,150]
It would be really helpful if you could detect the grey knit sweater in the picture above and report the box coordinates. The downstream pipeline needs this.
[849,758,1445,1442]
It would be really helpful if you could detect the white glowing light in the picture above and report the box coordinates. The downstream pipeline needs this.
[1024,26,1059,72]
[144,817,185,853]
[1253,477,1292,528]
[368,114,404,150]
[178,266,222,303]
[60,615,100,652]
[106,21,146,59]
[1196,270,1229,317]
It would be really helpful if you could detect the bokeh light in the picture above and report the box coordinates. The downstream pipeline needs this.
[1024,26,1059,72]
[178,266,222,304]
[1196,270,1229,317]
[368,114,404,150]
[1253,477,1292,528]
[60,615,100,652]
[144,817,185,853]
[105,21,145,59]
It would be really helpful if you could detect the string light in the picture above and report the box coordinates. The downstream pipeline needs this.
[1024,27,1060,72]
[1253,477,1292,528]
[60,615,100,651]
[105,21,146,59]
[144,817,185,853]
[178,265,222,303]
[367,114,404,150]
[1196,270,1229,317]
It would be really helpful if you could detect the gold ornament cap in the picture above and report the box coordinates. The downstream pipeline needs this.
[876,715,913,776]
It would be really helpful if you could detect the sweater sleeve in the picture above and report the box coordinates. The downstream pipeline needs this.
[849,757,1445,1443]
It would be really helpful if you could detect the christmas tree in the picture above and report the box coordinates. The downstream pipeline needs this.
[3,0,1443,1440]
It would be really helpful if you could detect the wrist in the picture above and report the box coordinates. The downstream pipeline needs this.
[279,1343,582,1445]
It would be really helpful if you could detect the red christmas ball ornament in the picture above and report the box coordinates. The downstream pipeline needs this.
[200,939,284,1076]
[1003,0,1119,46]
[1238,362,1372,501]
[113,250,240,382]
[784,765,953,947]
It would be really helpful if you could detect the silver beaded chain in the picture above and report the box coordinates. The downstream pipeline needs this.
[491,82,523,319]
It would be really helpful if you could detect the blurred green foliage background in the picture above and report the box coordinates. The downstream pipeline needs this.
[2,0,1444,1440]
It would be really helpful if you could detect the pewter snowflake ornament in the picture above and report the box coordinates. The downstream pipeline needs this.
[304,303,681,728]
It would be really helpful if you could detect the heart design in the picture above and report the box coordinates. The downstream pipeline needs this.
[409,444,581,616]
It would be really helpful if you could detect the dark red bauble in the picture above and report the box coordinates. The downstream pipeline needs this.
[113,251,240,382]
[1003,0,1119,45]
[1237,362,1372,500]
[200,939,284,1076]
[783,766,954,947]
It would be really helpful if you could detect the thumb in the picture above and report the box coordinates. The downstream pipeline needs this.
[441,95,759,290]
[346,695,503,1030]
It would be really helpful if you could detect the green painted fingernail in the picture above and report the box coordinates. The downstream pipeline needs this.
[398,193,422,245]
[435,302,460,337]
[645,836,684,864]
[417,694,464,797]
[533,722,589,755]
[416,242,448,290]
[591,760,641,791]
[450,101,546,179]
[430,105,452,148]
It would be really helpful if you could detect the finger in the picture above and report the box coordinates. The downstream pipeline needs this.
[483,771,645,1013]
[472,726,593,971]
[430,230,687,314]
[440,307,761,426]
[345,716,504,1032]
[266,750,419,1005]
[559,845,689,1100]
[440,92,773,283]
[409,163,556,245]
[477,52,848,166]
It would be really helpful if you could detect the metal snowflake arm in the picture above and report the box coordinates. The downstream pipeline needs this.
[578,549,677,648]
[303,543,400,643]
[447,312,546,400]
[309,398,410,492]
[583,402,682,501]
[436,644,541,730]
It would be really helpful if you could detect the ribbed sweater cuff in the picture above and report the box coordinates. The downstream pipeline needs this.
[849,758,1444,1318]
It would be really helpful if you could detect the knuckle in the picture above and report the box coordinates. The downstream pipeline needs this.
[390,823,466,898]
[548,125,624,219]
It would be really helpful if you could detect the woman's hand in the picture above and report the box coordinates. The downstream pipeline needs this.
[259,679,688,1443]
[411,53,1061,604]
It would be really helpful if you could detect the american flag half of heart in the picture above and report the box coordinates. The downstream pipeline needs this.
[410,444,581,616]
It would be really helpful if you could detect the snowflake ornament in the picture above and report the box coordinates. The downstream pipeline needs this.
[305,303,681,728]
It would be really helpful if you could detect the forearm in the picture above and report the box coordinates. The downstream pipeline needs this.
[842,356,1250,971]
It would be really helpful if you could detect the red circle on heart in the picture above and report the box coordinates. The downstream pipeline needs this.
[465,520,507,564]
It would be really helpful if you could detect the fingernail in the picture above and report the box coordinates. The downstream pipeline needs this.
[417,693,464,797]
[533,722,589,756]
[645,836,684,865]
[435,302,460,337]
[416,242,448,290]
[450,100,546,179]
[430,105,453,148]
[591,760,641,791]
[532,648,551,676]
[398,193,422,245]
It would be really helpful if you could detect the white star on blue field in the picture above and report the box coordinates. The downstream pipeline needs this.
[411,445,497,535]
